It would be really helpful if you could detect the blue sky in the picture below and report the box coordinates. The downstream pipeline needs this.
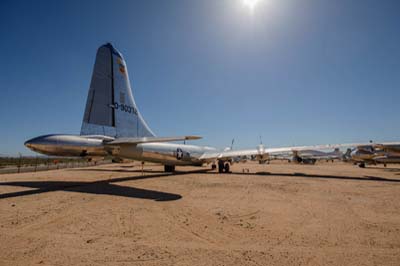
[0,0,399,156]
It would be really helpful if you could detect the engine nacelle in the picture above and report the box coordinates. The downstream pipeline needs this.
[291,156,316,164]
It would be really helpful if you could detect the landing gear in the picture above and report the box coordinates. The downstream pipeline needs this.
[224,163,230,173]
[358,163,366,168]
[211,163,217,170]
[218,160,225,173]
[217,160,230,173]
[293,156,303,164]
[164,165,175,172]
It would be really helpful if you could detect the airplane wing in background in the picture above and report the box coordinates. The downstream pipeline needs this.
[198,143,366,162]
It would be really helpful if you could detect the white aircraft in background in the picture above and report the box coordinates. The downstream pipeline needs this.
[24,43,399,173]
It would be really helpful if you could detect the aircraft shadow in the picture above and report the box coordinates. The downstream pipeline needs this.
[0,168,212,201]
[70,168,165,174]
[5,167,395,201]
[364,167,400,173]
[225,171,400,183]
[0,174,176,201]
[80,167,400,183]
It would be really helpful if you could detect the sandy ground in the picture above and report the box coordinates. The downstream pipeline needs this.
[0,161,400,266]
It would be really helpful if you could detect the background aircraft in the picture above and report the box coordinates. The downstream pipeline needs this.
[270,148,344,165]
[349,143,400,168]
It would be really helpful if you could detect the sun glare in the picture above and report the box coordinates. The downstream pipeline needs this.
[242,0,263,12]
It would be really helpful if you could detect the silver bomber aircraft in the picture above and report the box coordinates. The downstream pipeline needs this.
[24,43,399,173]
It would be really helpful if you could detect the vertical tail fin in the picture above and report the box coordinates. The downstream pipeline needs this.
[81,43,155,138]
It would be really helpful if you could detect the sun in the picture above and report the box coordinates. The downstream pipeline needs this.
[241,0,263,12]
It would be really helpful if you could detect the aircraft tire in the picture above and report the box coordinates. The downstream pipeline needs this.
[224,163,230,173]
[164,165,175,172]
[218,160,225,173]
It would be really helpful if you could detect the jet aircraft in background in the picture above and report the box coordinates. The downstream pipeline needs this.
[24,44,399,173]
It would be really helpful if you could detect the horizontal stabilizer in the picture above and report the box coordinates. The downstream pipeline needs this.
[106,136,202,145]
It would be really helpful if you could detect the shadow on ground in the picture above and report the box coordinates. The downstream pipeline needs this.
[233,171,400,183]
[69,168,165,174]
[0,169,212,201]
[60,167,400,183]
[2,167,398,201]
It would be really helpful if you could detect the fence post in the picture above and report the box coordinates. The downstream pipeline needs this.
[17,153,22,173]
[34,156,38,172]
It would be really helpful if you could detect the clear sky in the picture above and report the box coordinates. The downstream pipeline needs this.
[0,0,399,156]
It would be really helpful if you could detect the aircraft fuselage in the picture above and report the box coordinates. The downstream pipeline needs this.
[25,134,216,166]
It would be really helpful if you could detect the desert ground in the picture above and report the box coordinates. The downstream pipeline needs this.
[0,161,399,266]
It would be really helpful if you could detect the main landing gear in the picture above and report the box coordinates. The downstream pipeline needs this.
[217,160,230,173]
[164,165,175,172]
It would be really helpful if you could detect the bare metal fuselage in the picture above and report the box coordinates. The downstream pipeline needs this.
[24,134,216,166]
[350,145,400,165]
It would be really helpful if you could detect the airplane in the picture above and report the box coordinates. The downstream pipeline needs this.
[24,43,397,173]
[349,143,400,168]
[264,148,344,165]
[292,144,400,168]
[302,148,343,163]
[290,148,343,164]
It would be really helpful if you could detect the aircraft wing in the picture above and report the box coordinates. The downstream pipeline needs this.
[373,142,400,150]
[107,136,201,145]
[199,149,260,160]
[199,143,363,162]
